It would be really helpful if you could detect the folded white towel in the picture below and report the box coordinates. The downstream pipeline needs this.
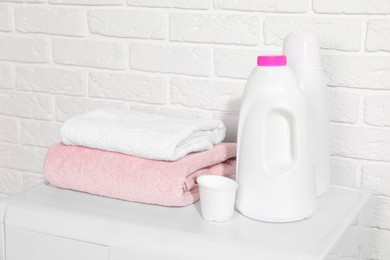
[60,108,226,161]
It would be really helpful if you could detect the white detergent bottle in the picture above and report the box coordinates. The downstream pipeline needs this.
[235,55,317,223]
[283,32,330,197]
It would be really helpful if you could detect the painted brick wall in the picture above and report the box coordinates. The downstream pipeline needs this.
[0,0,389,258]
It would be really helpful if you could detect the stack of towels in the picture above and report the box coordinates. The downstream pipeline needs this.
[43,108,236,207]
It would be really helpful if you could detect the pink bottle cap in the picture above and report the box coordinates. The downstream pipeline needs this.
[257,55,287,67]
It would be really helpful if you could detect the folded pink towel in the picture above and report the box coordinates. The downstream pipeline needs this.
[44,143,236,207]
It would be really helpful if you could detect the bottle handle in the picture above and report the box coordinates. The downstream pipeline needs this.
[264,108,298,175]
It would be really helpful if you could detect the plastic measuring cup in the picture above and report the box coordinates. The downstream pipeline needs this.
[197,175,238,223]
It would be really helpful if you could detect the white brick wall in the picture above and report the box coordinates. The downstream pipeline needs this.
[365,195,390,227]
[55,96,129,122]
[130,43,211,76]
[371,229,390,259]
[264,17,361,51]
[22,172,44,190]
[0,63,15,89]
[365,95,390,127]
[313,0,390,14]
[0,4,12,32]
[50,0,124,5]
[366,19,390,52]
[323,56,390,89]
[0,36,51,63]
[170,78,244,112]
[127,0,210,10]
[330,158,357,188]
[0,143,47,173]
[331,126,390,162]
[21,120,62,147]
[0,0,44,3]
[15,6,87,37]
[88,9,166,39]
[362,164,390,197]
[329,90,359,124]
[89,72,167,104]
[213,0,308,13]
[0,168,24,195]
[0,1,389,258]
[53,38,128,70]
[16,66,87,96]
[170,14,259,45]
[0,92,53,120]
[0,117,19,144]
[214,48,264,79]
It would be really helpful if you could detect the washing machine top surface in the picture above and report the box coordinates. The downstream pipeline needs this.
[2,184,371,260]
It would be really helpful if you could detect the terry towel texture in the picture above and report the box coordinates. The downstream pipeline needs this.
[44,143,236,207]
[60,108,226,161]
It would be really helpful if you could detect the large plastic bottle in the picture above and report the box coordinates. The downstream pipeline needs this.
[235,55,317,223]
[283,32,330,197]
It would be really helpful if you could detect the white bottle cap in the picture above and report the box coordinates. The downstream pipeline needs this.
[282,32,323,70]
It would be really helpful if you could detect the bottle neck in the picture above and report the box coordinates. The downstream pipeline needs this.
[255,65,290,73]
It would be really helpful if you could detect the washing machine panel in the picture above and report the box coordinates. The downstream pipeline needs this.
[0,184,371,260]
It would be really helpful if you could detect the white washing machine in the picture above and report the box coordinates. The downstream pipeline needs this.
[0,183,371,260]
